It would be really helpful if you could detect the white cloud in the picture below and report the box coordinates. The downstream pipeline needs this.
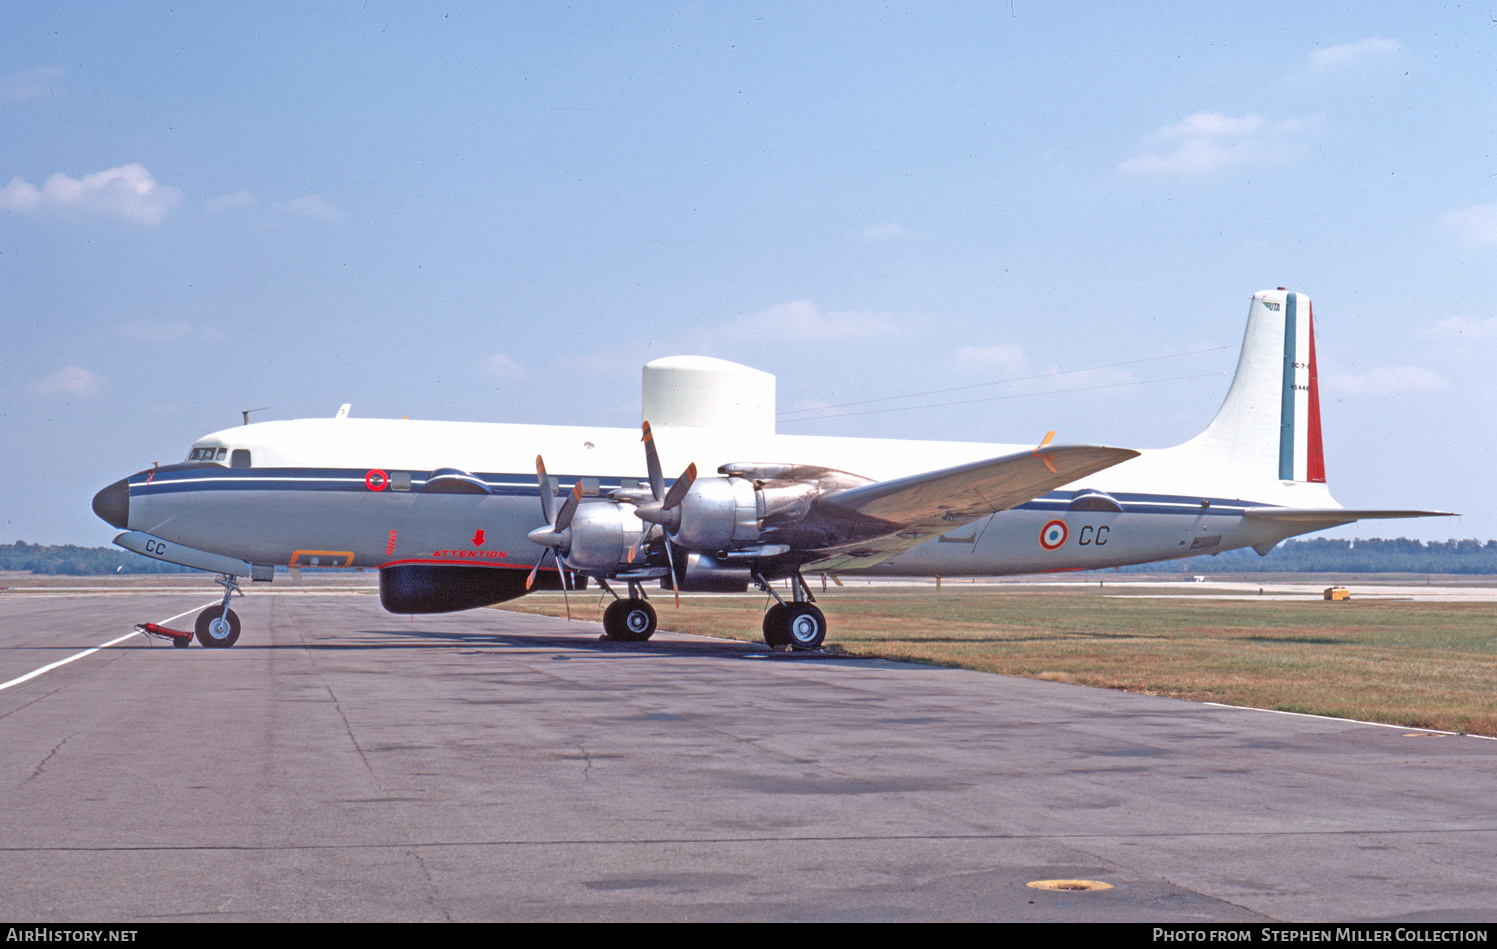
[1441,204,1497,245]
[1423,315,1497,342]
[276,194,342,221]
[1324,366,1449,396]
[1311,37,1399,70]
[0,163,183,225]
[116,320,196,343]
[1,66,64,102]
[847,223,930,242]
[781,398,844,420]
[1119,112,1321,176]
[739,301,902,339]
[204,191,254,213]
[565,347,652,384]
[951,343,1027,376]
[1032,364,1140,395]
[484,352,525,379]
[30,366,106,397]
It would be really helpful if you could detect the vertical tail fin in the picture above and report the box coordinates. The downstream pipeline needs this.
[1181,289,1326,485]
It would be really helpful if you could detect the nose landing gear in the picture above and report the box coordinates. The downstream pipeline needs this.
[195,573,244,648]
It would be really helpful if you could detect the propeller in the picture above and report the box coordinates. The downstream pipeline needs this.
[634,421,697,606]
[526,455,581,618]
[634,422,696,534]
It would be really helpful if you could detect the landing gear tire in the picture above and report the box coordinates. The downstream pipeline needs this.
[762,603,790,647]
[783,603,826,651]
[172,635,191,649]
[195,606,241,648]
[603,598,656,642]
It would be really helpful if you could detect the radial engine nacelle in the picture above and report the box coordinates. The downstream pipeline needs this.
[526,499,652,574]
[634,462,873,557]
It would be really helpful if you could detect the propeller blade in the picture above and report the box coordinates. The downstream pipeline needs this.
[525,547,551,591]
[555,481,582,532]
[662,462,696,510]
[642,421,665,502]
[535,455,556,526]
[628,523,656,563]
[559,563,571,621]
[664,538,680,608]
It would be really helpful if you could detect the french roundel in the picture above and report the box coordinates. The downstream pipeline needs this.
[1039,519,1068,550]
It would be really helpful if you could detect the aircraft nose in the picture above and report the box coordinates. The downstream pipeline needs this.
[92,477,130,529]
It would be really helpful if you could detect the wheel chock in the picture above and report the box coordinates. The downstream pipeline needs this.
[135,622,194,646]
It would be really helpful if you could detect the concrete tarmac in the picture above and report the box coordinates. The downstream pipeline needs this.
[2,586,1495,922]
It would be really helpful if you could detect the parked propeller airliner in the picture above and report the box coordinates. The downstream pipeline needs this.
[93,289,1450,650]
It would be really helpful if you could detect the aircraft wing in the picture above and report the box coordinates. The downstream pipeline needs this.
[800,444,1140,572]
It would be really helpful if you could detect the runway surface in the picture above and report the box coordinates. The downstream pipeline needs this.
[2,585,1495,922]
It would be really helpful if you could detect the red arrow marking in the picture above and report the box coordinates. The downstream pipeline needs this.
[472,529,485,546]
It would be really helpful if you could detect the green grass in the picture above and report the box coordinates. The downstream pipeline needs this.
[502,585,1497,736]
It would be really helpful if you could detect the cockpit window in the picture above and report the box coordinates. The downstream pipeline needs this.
[230,449,251,468]
[188,446,229,462]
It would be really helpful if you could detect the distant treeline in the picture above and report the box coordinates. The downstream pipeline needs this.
[1115,537,1497,575]
[0,541,195,575]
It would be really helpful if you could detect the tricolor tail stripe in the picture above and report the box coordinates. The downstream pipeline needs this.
[1304,300,1325,482]
[1277,293,1326,483]
[1278,294,1298,481]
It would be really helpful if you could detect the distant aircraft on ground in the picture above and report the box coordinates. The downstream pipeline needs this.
[93,288,1451,650]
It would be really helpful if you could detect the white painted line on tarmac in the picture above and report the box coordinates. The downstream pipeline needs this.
[0,601,217,693]
[1204,701,1497,741]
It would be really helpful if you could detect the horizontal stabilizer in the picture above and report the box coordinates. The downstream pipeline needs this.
[1242,507,1457,529]
[806,444,1139,571]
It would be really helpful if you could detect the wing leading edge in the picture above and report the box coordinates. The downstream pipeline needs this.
[801,444,1140,572]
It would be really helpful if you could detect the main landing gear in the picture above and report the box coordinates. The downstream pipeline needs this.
[599,579,658,642]
[195,573,244,648]
[756,572,826,651]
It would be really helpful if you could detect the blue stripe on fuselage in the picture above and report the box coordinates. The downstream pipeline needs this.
[129,468,1272,518]
[130,467,640,500]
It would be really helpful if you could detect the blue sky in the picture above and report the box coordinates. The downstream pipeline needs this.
[3,2,1493,547]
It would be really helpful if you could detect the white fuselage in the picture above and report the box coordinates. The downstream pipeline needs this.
[118,415,1330,580]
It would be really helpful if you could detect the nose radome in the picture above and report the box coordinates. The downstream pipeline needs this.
[92,477,130,529]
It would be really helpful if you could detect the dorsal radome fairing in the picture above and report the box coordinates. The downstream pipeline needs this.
[641,356,776,432]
